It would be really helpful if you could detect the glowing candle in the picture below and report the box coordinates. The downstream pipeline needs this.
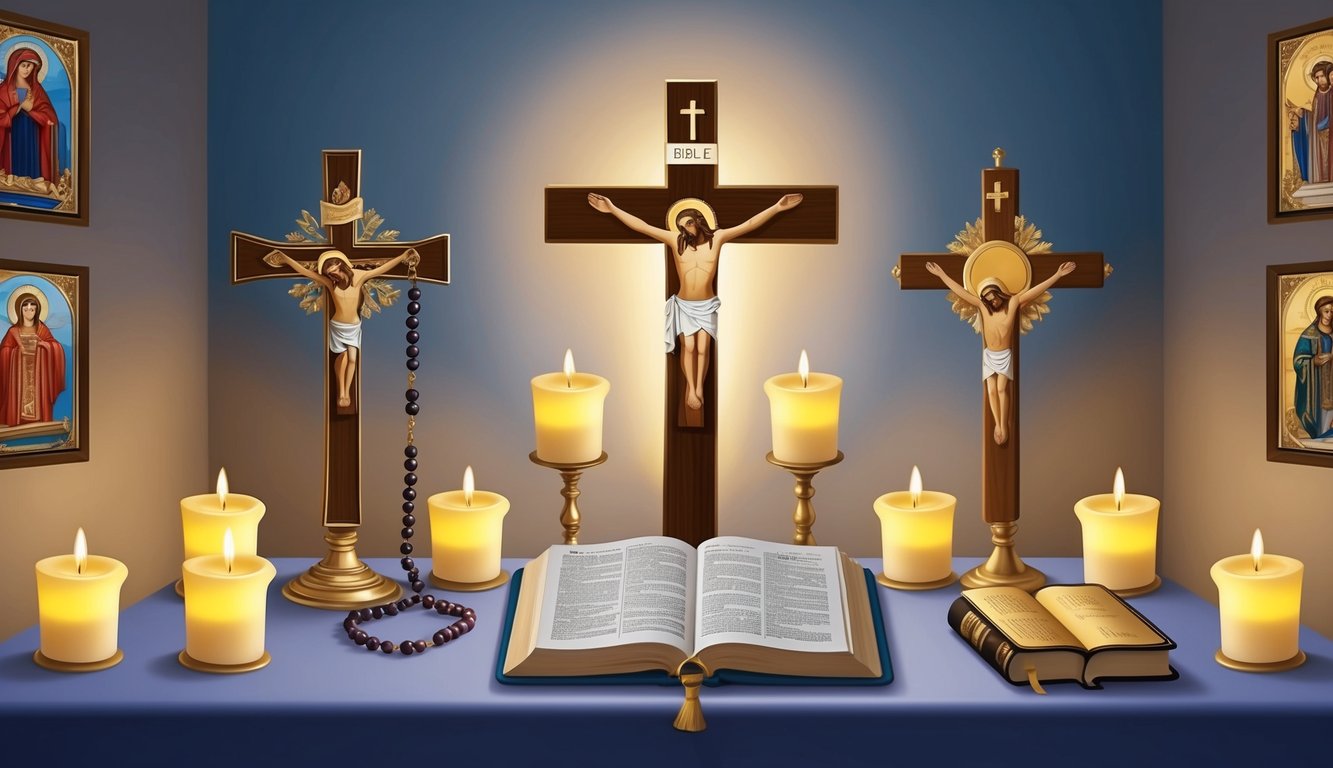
[34,529,128,667]
[181,527,276,669]
[1211,530,1304,666]
[1073,467,1160,593]
[873,467,957,587]
[429,466,511,584]
[531,349,611,464]
[763,350,843,464]
[180,468,265,564]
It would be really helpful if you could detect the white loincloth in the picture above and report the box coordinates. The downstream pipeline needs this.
[330,319,362,354]
[665,295,720,353]
[983,348,1012,381]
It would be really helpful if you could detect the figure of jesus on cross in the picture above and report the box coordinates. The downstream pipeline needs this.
[587,192,803,412]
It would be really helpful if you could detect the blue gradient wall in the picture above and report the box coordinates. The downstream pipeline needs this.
[208,1,1163,575]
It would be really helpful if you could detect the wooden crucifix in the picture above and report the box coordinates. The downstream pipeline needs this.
[545,80,838,546]
[896,148,1108,592]
[231,149,450,609]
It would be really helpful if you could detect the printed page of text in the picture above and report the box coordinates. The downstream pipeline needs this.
[1036,586,1167,650]
[964,587,1082,649]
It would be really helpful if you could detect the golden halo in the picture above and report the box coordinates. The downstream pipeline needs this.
[315,250,354,274]
[1306,290,1333,321]
[1306,55,1333,90]
[1,42,50,84]
[962,240,1031,297]
[7,284,51,324]
[666,198,717,233]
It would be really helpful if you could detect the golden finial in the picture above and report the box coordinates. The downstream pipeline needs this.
[992,148,1005,168]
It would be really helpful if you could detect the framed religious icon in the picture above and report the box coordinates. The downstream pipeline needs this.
[0,11,88,225]
[0,258,88,469]
[1266,260,1333,467]
[1270,15,1333,223]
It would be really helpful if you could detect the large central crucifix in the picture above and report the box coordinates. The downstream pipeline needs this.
[896,149,1108,592]
[231,149,450,609]
[545,80,838,545]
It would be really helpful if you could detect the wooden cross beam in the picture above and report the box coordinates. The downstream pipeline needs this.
[545,80,838,545]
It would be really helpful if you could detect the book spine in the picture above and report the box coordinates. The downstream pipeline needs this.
[946,597,1018,684]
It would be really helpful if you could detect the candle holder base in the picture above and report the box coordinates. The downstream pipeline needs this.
[1214,649,1306,672]
[33,649,123,672]
[1110,576,1161,598]
[282,528,403,610]
[876,572,959,591]
[529,451,609,545]
[765,451,844,546]
[178,650,272,674]
[175,579,184,598]
[429,570,511,592]
[960,521,1045,593]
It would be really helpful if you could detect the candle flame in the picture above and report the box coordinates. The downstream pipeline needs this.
[74,528,87,574]
[224,528,235,574]
[1251,529,1264,572]
[1113,467,1124,511]
[563,349,575,388]
[464,465,475,506]
[909,466,922,507]
[798,350,810,388]
[217,467,229,511]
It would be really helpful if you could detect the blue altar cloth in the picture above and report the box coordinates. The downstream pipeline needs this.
[0,557,1329,767]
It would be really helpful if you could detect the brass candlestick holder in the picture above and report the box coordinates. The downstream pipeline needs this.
[282,528,403,609]
[529,451,608,545]
[959,521,1046,593]
[765,451,844,546]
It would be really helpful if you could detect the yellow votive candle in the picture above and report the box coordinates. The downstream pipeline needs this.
[181,537,276,667]
[531,349,610,464]
[874,467,955,585]
[429,466,511,584]
[181,468,265,560]
[1211,530,1304,665]
[34,529,128,664]
[1074,468,1159,591]
[764,350,842,464]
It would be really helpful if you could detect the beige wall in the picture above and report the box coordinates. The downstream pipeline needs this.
[0,0,207,642]
[1164,0,1333,637]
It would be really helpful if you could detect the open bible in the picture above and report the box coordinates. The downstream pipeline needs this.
[947,584,1177,692]
[500,536,887,683]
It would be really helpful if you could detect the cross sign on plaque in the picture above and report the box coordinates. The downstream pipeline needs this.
[545,80,838,545]
[895,148,1109,592]
[231,149,450,609]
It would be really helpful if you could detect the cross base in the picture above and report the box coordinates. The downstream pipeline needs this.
[959,521,1046,593]
[281,529,403,609]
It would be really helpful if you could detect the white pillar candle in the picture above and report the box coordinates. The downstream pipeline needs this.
[429,466,511,584]
[1074,468,1159,591]
[874,467,956,585]
[764,350,842,464]
[181,468,265,561]
[531,349,610,464]
[1211,530,1304,665]
[181,530,276,667]
[35,529,128,664]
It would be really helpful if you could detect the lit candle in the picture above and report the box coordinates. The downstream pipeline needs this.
[34,529,128,667]
[873,466,957,587]
[180,468,265,565]
[1211,530,1305,666]
[531,349,611,464]
[181,527,276,669]
[1073,468,1160,593]
[763,350,843,464]
[428,466,511,585]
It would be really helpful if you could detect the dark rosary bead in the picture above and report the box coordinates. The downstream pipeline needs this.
[406,358,420,371]
[358,608,373,622]
[354,633,368,646]
[401,642,414,656]
[402,514,416,528]
[407,301,421,315]
[406,345,420,359]
[422,595,436,609]
[385,603,399,616]
[381,641,396,654]
[405,388,419,402]
[347,610,360,621]
[449,605,464,616]
[406,315,420,330]
[411,580,425,593]
[400,542,413,555]
[402,487,417,501]
[404,458,418,472]
[404,445,418,459]
[408,287,421,301]
[413,641,427,654]
[366,638,381,651]
[411,594,422,604]
[402,500,415,514]
[433,631,447,646]
[401,527,414,539]
[463,617,476,630]
[404,473,418,487]
[343,617,356,630]
[371,606,384,619]
[400,556,415,570]
[436,601,450,614]
[397,599,411,611]
[405,402,420,416]
[408,567,420,581]
[406,330,420,344]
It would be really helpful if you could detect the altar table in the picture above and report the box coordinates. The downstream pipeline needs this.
[0,557,1328,767]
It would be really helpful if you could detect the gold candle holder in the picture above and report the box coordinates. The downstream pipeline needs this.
[765,451,844,546]
[529,451,608,545]
[959,521,1046,593]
